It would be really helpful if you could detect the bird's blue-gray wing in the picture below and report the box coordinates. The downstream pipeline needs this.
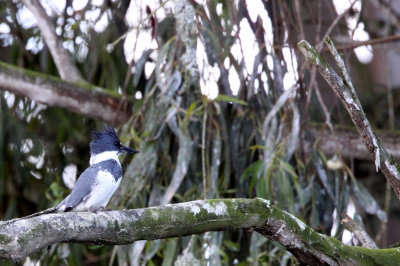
[62,165,100,211]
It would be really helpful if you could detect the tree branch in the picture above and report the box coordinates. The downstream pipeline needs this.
[1,199,399,265]
[307,124,400,160]
[0,61,131,125]
[298,37,400,200]
[332,34,400,51]
[4,58,400,159]
[21,0,83,82]
[341,213,378,249]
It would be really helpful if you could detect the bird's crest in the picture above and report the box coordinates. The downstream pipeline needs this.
[90,124,121,155]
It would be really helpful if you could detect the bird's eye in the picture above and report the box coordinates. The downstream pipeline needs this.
[115,141,122,147]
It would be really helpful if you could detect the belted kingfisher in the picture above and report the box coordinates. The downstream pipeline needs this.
[56,125,139,212]
[0,125,138,224]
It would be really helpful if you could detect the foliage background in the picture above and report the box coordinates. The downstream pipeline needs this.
[1,0,400,264]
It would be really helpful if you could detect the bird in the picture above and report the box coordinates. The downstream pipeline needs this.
[0,125,138,225]
[15,125,139,220]
[55,124,139,212]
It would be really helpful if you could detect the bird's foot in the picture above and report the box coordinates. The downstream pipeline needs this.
[90,207,111,212]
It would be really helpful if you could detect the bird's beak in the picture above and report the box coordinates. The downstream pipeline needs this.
[120,146,140,154]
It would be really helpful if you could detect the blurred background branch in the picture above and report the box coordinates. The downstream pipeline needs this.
[0,61,131,125]
[21,0,84,82]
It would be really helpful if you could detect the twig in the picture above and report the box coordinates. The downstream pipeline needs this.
[332,34,400,51]
[367,0,400,29]
[294,0,305,40]
[274,34,400,52]
[315,0,357,52]
[299,0,355,95]
[106,0,170,52]
[341,213,378,249]
[314,82,334,131]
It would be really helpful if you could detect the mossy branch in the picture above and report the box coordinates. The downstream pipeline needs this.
[1,199,400,265]
[298,38,400,200]
[0,61,132,125]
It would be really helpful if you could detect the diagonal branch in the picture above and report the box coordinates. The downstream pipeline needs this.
[298,37,400,199]
[1,198,399,265]
[0,61,131,125]
[21,0,83,82]
[341,213,378,249]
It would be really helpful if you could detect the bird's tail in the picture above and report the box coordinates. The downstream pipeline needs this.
[22,207,58,219]
[0,207,58,226]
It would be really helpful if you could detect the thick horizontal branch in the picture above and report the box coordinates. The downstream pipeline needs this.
[1,199,399,265]
[0,61,132,125]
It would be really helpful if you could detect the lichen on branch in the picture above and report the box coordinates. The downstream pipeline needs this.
[1,199,400,265]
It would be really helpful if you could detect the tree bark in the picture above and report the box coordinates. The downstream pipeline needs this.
[0,61,131,125]
[0,199,399,265]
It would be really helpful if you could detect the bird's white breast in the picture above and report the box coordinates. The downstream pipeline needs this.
[73,170,121,211]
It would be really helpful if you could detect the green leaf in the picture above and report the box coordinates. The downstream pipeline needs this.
[249,145,269,151]
[257,174,267,199]
[276,171,294,211]
[46,181,67,203]
[223,240,239,252]
[183,101,200,126]
[221,189,238,195]
[241,160,265,182]
[279,161,298,178]
[214,95,248,105]
[87,245,103,250]
[49,182,63,195]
